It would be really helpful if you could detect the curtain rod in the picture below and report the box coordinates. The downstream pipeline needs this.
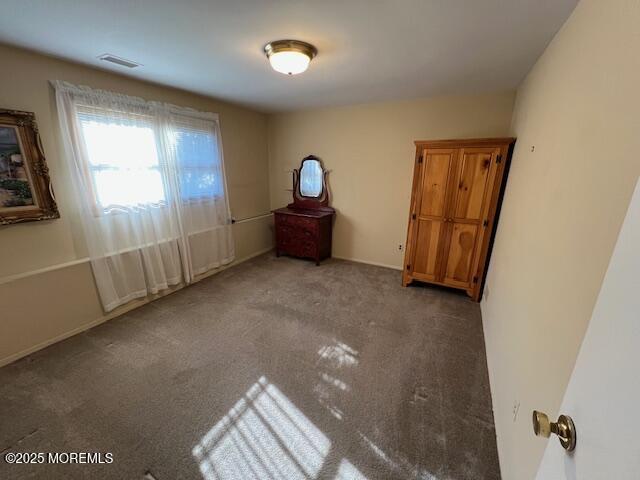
[231,213,272,224]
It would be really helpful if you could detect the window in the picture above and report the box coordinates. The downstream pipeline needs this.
[173,125,223,200]
[77,107,221,212]
[54,81,234,312]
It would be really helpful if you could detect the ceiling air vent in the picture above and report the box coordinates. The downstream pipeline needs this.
[97,54,141,69]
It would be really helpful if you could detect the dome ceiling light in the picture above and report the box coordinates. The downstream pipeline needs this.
[264,40,317,75]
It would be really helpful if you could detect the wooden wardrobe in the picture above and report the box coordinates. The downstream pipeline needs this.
[402,138,515,300]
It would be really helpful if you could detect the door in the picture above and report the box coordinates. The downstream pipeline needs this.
[407,148,457,283]
[441,147,499,290]
[535,179,640,479]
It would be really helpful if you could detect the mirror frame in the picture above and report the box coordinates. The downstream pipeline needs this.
[290,155,330,209]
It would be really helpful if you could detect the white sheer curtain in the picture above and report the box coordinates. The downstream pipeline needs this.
[54,81,234,312]
[157,107,234,277]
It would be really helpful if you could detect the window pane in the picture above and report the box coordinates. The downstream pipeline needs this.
[93,169,164,208]
[78,113,165,207]
[174,128,221,200]
[80,118,159,169]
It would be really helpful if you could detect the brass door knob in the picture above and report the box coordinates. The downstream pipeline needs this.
[532,410,576,451]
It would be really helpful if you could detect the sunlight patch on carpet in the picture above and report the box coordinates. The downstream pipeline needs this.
[193,376,367,480]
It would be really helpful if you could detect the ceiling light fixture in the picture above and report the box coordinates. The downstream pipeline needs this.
[264,40,317,75]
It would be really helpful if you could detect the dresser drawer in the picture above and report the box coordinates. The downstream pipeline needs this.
[282,237,318,259]
[275,214,318,235]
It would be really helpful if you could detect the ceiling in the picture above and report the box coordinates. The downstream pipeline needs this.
[0,0,577,112]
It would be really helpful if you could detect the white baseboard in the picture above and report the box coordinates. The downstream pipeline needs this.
[0,311,124,368]
[332,255,403,271]
[0,247,274,368]
[0,216,273,286]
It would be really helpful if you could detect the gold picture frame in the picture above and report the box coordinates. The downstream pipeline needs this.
[0,109,59,225]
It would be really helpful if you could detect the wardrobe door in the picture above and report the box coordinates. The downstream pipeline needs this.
[407,148,457,283]
[441,147,500,290]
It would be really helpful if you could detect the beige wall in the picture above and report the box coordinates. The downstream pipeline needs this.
[481,1,640,478]
[0,44,273,365]
[268,93,515,268]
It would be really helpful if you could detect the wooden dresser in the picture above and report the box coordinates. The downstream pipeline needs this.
[273,155,335,265]
[274,207,334,265]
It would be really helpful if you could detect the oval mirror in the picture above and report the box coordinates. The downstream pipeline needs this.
[299,158,323,197]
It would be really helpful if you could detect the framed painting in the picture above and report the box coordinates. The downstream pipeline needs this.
[0,109,59,225]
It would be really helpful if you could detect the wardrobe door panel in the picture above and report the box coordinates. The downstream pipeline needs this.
[440,147,499,289]
[443,223,479,287]
[407,148,456,282]
[452,148,496,221]
[412,219,444,281]
[418,149,456,217]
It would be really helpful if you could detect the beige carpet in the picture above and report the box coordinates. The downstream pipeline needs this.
[0,254,500,479]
